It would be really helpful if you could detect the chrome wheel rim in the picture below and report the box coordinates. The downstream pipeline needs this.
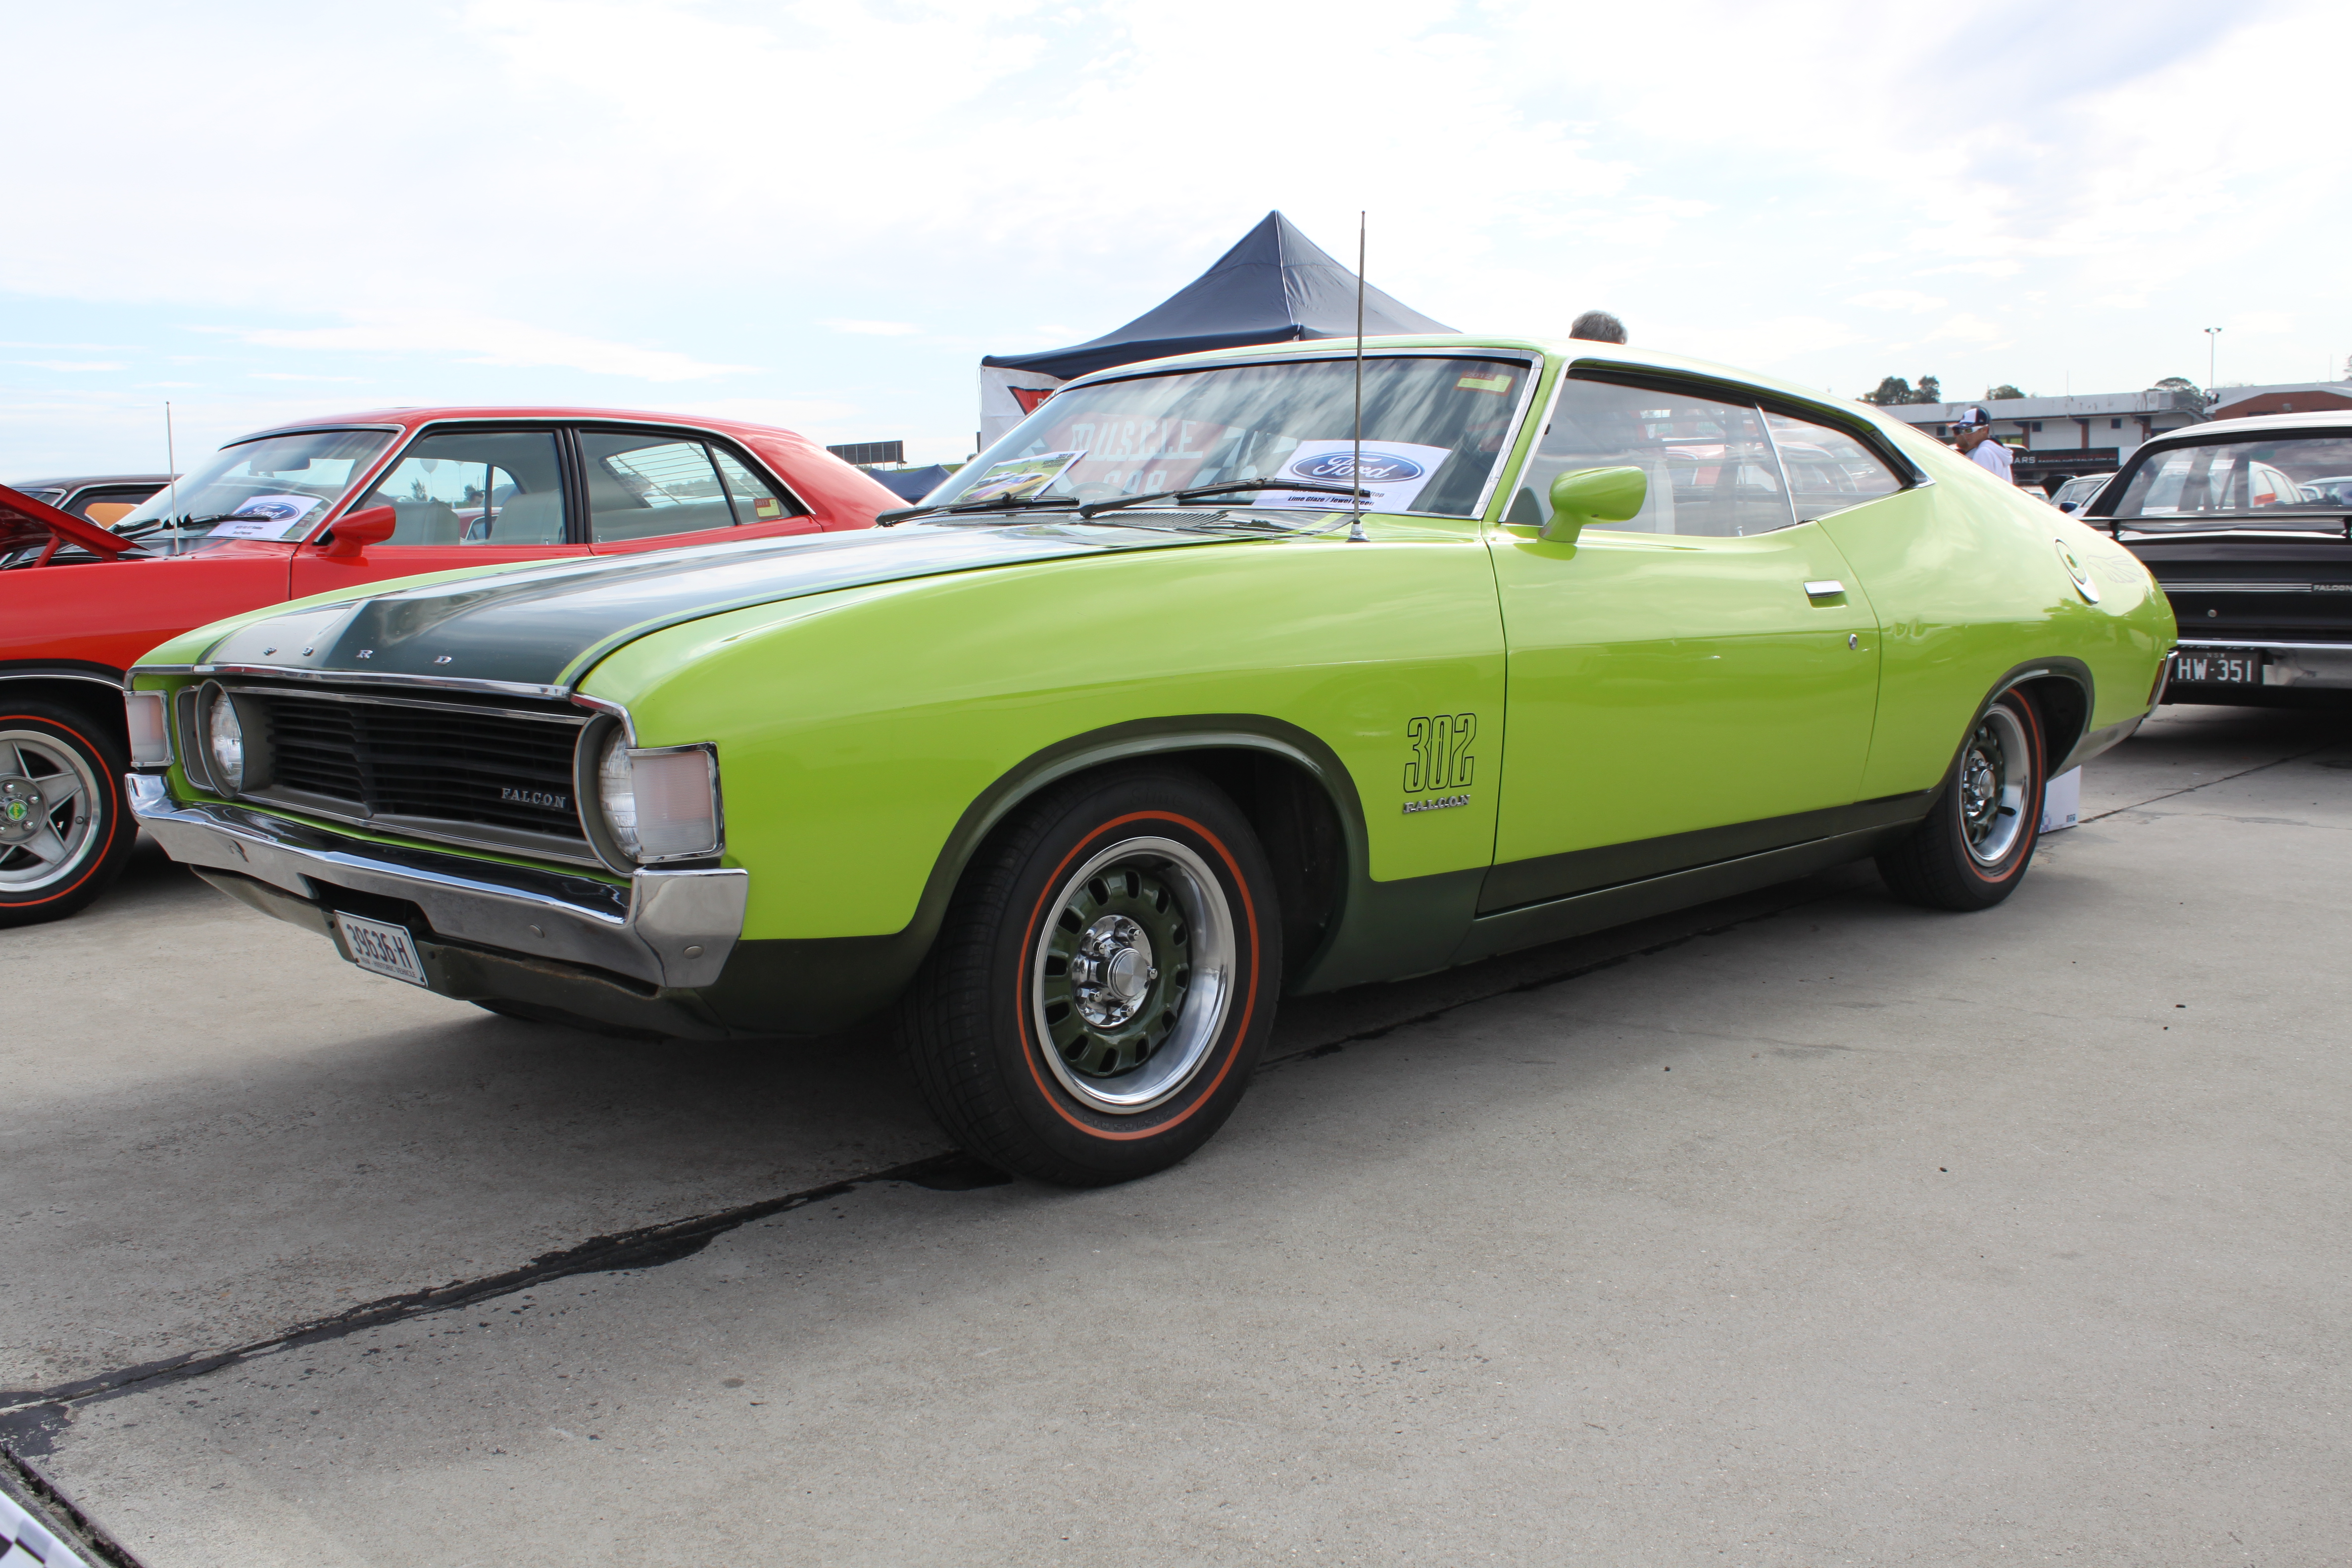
[0,729,102,893]
[1960,705,2029,866]
[1031,836,1235,1116]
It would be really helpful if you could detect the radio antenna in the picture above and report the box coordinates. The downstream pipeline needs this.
[164,401,181,556]
[1349,209,1368,543]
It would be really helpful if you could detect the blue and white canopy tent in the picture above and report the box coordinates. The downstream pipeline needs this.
[976,210,1453,449]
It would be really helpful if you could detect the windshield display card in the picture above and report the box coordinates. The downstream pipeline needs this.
[207,493,321,539]
[962,450,1086,505]
[1255,440,1455,511]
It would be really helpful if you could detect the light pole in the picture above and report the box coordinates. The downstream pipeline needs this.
[2205,327,2222,397]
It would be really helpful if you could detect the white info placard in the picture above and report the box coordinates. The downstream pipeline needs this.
[1253,440,1455,512]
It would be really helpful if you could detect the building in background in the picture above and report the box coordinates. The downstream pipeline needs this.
[1876,388,2208,489]
[2206,380,2352,422]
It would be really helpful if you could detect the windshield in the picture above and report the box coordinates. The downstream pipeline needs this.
[927,355,1530,518]
[2106,435,2352,520]
[112,429,396,551]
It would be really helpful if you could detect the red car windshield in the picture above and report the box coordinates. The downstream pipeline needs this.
[113,429,394,551]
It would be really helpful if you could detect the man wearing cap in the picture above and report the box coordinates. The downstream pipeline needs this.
[1952,406,2014,482]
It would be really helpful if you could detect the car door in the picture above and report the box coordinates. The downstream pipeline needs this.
[579,426,822,557]
[1481,373,1886,911]
[289,425,588,599]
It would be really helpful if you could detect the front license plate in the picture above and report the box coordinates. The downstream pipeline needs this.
[2173,649,2263,685]
[334,911,428,986]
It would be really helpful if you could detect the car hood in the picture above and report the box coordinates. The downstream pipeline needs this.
[191,519,1240,692]
[0,481,138,560]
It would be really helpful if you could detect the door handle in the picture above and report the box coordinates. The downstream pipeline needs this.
[1803,580,1846,600]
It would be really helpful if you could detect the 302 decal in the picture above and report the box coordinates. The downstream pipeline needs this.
[1402,713,1477,794]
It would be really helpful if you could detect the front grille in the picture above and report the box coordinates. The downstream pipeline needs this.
[245,688,587,846]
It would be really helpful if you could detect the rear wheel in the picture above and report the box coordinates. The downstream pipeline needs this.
[900,765,1280,1187]
[1877,689,2046,911]
[0,704,136,928]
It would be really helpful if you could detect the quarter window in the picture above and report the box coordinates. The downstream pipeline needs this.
[1511,378,1795,537]
[356,429,568,546]
[1761,411,1903,521]
[583,432,749,542]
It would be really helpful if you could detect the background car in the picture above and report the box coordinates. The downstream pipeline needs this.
[2049,472,2114,514]
[2085,411,2352,706]
[0,407,902,926]
[125,338,2172,1184]
[6,473,173,526]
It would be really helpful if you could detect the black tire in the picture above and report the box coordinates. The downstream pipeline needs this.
[900,764,1282,1187]
[1877,689,2047,911]
[0,701,137,929]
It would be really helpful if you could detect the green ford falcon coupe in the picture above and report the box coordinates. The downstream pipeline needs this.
[123,337,2175,1185]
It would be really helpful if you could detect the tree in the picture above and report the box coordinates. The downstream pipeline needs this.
[2152,376,2208,407]
[1987,384,2025,401]
[1863,374,1945,406]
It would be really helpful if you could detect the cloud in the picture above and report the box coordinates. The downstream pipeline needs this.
[197,311,753,382]
[1924,313,2008,344]
[14,360,125,372]
[1848,290,1948,313]
[247,371,364,383]
[822,319,923,336]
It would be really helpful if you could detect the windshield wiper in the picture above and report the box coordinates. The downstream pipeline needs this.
[114,511,277,540]
[1077,478,1365,519]
[874,493,1080,528]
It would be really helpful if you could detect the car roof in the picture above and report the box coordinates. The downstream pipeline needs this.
[2142,409,2352,444]
[226,406,817,444]
[1065,333,1892,431]
[5,473,175,489]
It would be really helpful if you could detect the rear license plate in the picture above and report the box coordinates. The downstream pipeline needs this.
[334,910,428,986]
[2173,649,2263,685]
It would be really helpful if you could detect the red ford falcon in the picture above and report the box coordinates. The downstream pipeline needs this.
[0,406,902,926]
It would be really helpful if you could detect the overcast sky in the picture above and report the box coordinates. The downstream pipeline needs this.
[5,0,2346,473]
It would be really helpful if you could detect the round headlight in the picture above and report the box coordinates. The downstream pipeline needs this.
[204,686,245,793]
[597,730,640,859]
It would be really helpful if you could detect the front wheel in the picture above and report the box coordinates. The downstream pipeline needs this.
[1877,689,2047,911]
[0,703,137,928]
[900,765,1281,1187]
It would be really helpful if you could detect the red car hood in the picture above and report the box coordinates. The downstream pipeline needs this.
[0,482,137,559]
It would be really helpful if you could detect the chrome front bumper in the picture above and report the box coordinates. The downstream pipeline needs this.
[127,775,747,990]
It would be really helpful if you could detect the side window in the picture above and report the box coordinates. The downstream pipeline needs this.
[582,431,740,542]
[357,429,568,546]
[1508,378,1795,537]
[1761,411,1903,521]
[68,487,163,527]
[710,445,806,524]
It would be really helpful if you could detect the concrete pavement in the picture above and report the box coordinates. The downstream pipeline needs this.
[5,703,2348,1565]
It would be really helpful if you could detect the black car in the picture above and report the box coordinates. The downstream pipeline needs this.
[4,473,174,529]
[2086,412,2351,706]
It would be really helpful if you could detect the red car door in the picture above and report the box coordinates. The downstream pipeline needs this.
[578,426,826,557]
[290,425,589,600]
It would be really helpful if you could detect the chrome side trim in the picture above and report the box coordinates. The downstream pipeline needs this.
[0,669,124,689]
[2156,581,2352,593]
[127,776,745,989]
[2175,637,2352,650]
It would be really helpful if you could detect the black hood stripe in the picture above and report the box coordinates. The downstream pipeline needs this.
[201,522,1220,690]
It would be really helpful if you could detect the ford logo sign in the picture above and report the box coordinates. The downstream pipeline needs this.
[1289,451,1426,484]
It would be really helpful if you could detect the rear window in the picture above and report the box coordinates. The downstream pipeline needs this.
[2107,435,2352,517]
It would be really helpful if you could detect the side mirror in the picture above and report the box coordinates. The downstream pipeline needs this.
[320,504,396,558]
[2057,500,2078,513]
[1543,466,1647,544]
